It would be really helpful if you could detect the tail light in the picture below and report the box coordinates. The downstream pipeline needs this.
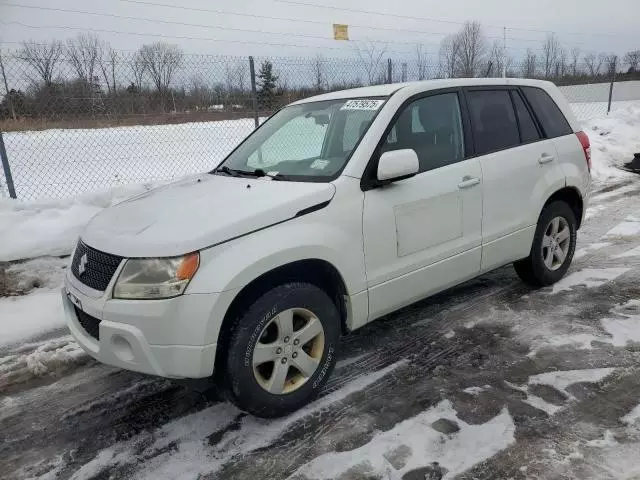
[575,131,591,173]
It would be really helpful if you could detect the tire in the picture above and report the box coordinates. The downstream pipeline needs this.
[514,201,577,287]
[224,282,340,418]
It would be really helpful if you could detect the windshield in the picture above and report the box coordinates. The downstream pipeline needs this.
[215,97,387,181]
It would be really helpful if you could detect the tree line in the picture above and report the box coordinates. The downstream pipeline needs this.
[1,28,639,123]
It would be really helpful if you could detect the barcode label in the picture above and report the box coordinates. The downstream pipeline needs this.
[340,99,385,111]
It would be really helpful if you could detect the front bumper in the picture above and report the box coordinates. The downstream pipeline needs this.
[62,270,226,378]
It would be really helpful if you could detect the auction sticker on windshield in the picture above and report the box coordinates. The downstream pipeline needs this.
[340,99,385,110]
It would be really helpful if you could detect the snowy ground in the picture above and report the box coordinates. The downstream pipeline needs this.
[1,109,640,479]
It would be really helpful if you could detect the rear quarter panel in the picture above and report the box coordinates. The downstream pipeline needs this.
[545,83,591,223]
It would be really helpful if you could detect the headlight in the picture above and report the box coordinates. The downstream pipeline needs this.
[113,252,200,299]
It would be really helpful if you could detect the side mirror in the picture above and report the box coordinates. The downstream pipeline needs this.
[377,149,419,183]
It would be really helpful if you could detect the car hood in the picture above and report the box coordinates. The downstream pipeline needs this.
[81,173,336,257]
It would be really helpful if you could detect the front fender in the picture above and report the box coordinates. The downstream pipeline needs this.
[188,188,366,297]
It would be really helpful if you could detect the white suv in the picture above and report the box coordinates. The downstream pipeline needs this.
[62,79,591,417]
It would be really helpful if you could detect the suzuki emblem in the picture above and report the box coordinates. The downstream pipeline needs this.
[78,253,88,276]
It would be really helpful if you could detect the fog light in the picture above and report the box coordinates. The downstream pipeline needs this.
[111,335,135,362]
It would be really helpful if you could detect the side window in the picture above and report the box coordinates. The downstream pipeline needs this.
[467,90,520,155]
[381,93,465,173]
[511,90,541,143]
[521,86,572,138]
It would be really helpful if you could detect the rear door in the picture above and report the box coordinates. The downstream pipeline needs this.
[521,86,590,216]
[464,87,561,272]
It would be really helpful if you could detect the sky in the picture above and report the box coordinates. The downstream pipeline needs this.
[0,0,639,62]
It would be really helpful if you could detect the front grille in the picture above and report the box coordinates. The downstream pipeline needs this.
[71,241,123,291]
[75,306,101,340]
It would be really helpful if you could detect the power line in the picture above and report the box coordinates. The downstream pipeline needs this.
[0,20,421,55]
[275,0,639,39]
[115,0,550,44]
[3,3,443,50]
[4,2,558,53]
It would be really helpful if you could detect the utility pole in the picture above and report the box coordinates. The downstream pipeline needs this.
[502,26,507,78]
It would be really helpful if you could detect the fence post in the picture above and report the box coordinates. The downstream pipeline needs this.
[0,132,17,199]
[387,59,392,84]
[607,56,617,115]
[249,56,259,129]
[401,62,407,82]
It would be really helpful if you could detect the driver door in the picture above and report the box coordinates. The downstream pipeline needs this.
[362,91,483,320]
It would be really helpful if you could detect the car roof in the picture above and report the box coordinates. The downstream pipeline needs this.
[291,78,557,105]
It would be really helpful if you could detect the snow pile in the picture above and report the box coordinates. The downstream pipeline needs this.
[4,256,68,294]
[289,400,515,480]
[0,289,67,347]
[0,336,87,390]
[582,104,640,182]
[0,183,154,262]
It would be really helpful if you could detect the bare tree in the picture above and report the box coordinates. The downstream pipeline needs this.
[223,61,247,102]
[455,21,487,77]
[522,49,537,77]
[353,42,387,85]
[189,75,211,108]
[415,44,430,80]
[311,54,326,91]
[235,64,247,94]
[487,40,511,77]
[624,50,640,72]
[138,42,183,101]
[570,47,581,76]
[558,47,568,76]
[99,46,118,96]
[541,33,561,78]
[438,34,461,78]
[128,51,146,91]
[584,53,598,76]
[66,33,103,87]
[17,40,63,86]
[224,62,236,101]
[597,53,608,75]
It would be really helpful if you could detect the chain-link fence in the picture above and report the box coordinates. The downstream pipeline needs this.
[1,49,639,200]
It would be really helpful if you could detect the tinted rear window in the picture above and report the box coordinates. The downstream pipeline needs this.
[467,90,520,155]
[521,87,572,138]
[511,90,541,143]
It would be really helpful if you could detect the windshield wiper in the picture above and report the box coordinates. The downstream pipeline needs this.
[214,165,244,177]
[214,166,289,181]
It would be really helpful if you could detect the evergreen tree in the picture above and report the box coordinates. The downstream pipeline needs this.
[257,61,278,110]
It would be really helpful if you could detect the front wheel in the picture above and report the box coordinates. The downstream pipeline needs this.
[225,282,340,418]
[514,201,577,287]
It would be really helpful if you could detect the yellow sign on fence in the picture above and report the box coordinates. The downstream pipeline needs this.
[333,24,349,41]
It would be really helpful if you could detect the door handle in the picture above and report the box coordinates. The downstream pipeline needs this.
[458,176,480,189]
[538,153,555,164]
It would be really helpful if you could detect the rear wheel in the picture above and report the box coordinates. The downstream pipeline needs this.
[225,282,340,417]
[514,201,577,287]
